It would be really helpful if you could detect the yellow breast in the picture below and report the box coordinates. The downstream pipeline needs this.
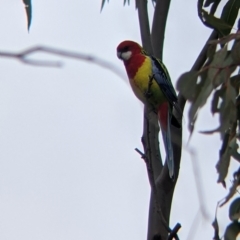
[129,57,165,106]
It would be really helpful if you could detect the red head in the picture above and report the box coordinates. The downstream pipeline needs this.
[116,40,143,62]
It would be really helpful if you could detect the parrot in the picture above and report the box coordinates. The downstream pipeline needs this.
[116,40,180,178]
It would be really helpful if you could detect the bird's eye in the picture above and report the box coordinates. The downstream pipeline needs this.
[122,46,129,52]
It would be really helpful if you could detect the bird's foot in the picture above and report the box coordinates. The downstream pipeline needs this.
[145,75,154,99]
[144,90,153,99]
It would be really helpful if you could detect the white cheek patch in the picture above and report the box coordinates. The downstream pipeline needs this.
[121,51,132,60]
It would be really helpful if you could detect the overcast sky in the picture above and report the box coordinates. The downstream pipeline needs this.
[0,0,239,239]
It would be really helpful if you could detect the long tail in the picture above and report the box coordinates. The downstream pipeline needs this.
[158,102,174,178]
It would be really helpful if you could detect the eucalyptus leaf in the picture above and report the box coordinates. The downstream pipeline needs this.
[188,72,213,132]
[23,0,32,30]
[200,127,220,134]
[220,0,240,37]
[124,0,130,5]
[207,43,217,59]
[204,0,219,7]
[211,88,225,114]
[216,138,231,183]
[217,136,237,184]
[231,142,240,162]
[101,0,111,11]
[207,45,228,87]
[218,84,236,137]
[176,71,199,101]
[220,167,240,206]
[231,39,240,64]
[229,198,240,221]
[198,0,205,20]
[212,216,220,240]
[224,222,240,240]
[208,48,235,87]
[230,75,240,89]
[202,9,231,36]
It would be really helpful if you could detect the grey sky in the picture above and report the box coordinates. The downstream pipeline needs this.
[0,0,238,239]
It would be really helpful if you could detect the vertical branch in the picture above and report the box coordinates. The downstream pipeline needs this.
[136,0,181,238]
[151,0,171,60]
[137,0,153,54]
[137,0,162,186]
[142,106,163,178]
[137,0,166,238]
[136,0,219,238]
[146,0,175,239]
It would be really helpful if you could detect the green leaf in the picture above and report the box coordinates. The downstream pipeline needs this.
[211,88,225,114]
[151,0,156,7]
[230,74,240,88]
[100,0,109,11]
[231,146,240,162]
[23,0,32,30]
[231,39,240,64]
[176,71,199,102]
[229,198,240,221]
[216,137,232,183]
[198,0,205,18]
[101,0,130,9]
[210,0,221,15]
[124,0,130,5]
[188,71,213,132]
[220,0,240,37]
[207,43,217,60]
[212,216,220,240]
[208,47,236,89]
[218,84,236,137]
[213,45,228,61]
[200,127,220,134]
[204,0,220,7]
[195,48,236,135]
[217,136,237,183]
[224,222,240,240]
[211,92,220,115]
[237,95,240,124]
[208,46,228,87]
[202,9,232,36]
[220,167,240,206]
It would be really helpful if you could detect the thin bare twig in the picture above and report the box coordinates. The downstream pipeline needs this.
[135,148,147,163]
[168,223,181,240]
[185,144,211,220]
[0,46,126,80]
[186,208,202,240]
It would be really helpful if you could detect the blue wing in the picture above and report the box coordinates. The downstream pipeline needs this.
[151,56,177,105]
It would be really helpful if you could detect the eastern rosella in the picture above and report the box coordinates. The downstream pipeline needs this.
[117,40,180,178]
